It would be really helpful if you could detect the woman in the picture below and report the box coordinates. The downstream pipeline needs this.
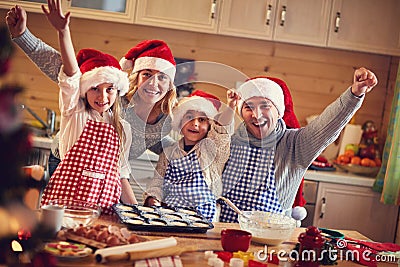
[5,5,177,178]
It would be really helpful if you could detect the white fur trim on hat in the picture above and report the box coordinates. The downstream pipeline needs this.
[171,96,218,131]
[80,66,129,97]
[130,56,176,81]
[237,78,285,116]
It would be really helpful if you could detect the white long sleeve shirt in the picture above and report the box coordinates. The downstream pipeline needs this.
[58,67,132,178]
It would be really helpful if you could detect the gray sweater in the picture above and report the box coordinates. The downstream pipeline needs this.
[235,87,363,210]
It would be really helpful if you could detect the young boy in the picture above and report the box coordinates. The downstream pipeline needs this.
[145,89,238,222]
[220,67,378,222]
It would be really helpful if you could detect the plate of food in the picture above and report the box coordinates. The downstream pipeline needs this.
[43,241,92,259]
[60,223,149,249]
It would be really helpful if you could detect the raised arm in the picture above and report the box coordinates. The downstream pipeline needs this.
[41,0,78,77]
[5,5,62,82]
[217,89,239,126]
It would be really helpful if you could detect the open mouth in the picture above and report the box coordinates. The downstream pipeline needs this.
[252,120,267,127]
[143,88,160,95]
[95,102,109,107]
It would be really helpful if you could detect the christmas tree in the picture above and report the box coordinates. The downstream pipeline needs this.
[0,25,56,267]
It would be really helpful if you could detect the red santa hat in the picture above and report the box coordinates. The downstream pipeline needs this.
[119,40,176,81]
[236,77,285,117]
[171,90,221,131]
[78,48,129,97]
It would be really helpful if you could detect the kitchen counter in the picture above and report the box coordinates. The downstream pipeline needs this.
[304,169,375,187]
[32,136,53,150]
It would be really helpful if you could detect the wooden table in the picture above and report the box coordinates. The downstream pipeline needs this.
[54,216,397,267]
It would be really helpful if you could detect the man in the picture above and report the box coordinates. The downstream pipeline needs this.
[219,67,378,222]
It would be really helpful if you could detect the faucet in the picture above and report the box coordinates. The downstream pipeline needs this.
[20,104,56,137]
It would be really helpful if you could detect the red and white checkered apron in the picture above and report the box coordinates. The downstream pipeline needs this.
[41,120,122,215]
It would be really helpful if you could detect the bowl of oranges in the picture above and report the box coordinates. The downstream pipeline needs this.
[334,147,381,177]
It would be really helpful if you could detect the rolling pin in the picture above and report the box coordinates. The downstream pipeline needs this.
[103,245,198,263]
[95,237,177,263]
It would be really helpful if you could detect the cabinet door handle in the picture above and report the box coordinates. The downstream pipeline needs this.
[319,197,326,218]
[265,4,272,25]
[210,0,217,19]
[334,12,341,32]
[280,5,286,26]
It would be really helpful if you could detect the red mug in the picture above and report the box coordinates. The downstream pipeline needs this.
[221,229,252,252]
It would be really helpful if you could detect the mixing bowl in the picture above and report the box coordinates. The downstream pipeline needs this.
[48,199,100,228]
[238,211,296,246]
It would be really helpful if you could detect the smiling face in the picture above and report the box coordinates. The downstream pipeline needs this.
[86,82,118,115]
[241,96,280,139]
[180,110,210,146]
[136,69,171,104]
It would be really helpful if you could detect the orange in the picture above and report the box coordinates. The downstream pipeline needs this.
[369,160,377,167]
[374,158,382,167]
[360,158,371,167]
[337,154,350,164]
[350,156,361,165]
[344,149,355,158]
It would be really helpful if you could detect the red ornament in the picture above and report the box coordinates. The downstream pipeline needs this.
[295,226,325,267]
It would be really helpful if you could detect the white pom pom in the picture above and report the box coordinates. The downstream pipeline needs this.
[119,57,133,71]
[291,206,307,221]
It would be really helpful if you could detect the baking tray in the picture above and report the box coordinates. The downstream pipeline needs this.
[112,204,214,233]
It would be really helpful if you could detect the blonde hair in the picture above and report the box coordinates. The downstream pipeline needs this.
[125,72,177,115]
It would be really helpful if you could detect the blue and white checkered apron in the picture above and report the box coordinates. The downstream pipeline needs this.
[163,152,217,222]
[219,144,282,222]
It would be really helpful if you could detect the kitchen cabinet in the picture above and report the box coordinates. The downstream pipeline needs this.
[135,0,220,34]
[128,151,159,203]
[0,0,136,23]
[328,0,400,56]
[218,0,275,40]
[219,0,331,47]
[3,0,399,56]
[313,181,399,243]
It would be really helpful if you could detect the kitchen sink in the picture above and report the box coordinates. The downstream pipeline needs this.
[25,124,49,137]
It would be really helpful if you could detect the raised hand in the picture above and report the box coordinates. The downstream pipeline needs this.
[41,0,70,32]
[351,67,378,96]
[227,89,240,110]
[5,5,27,38]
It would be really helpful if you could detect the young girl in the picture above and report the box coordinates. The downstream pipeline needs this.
[144,89,238,222]
[39,0,137,213]
[5,6,178,178]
